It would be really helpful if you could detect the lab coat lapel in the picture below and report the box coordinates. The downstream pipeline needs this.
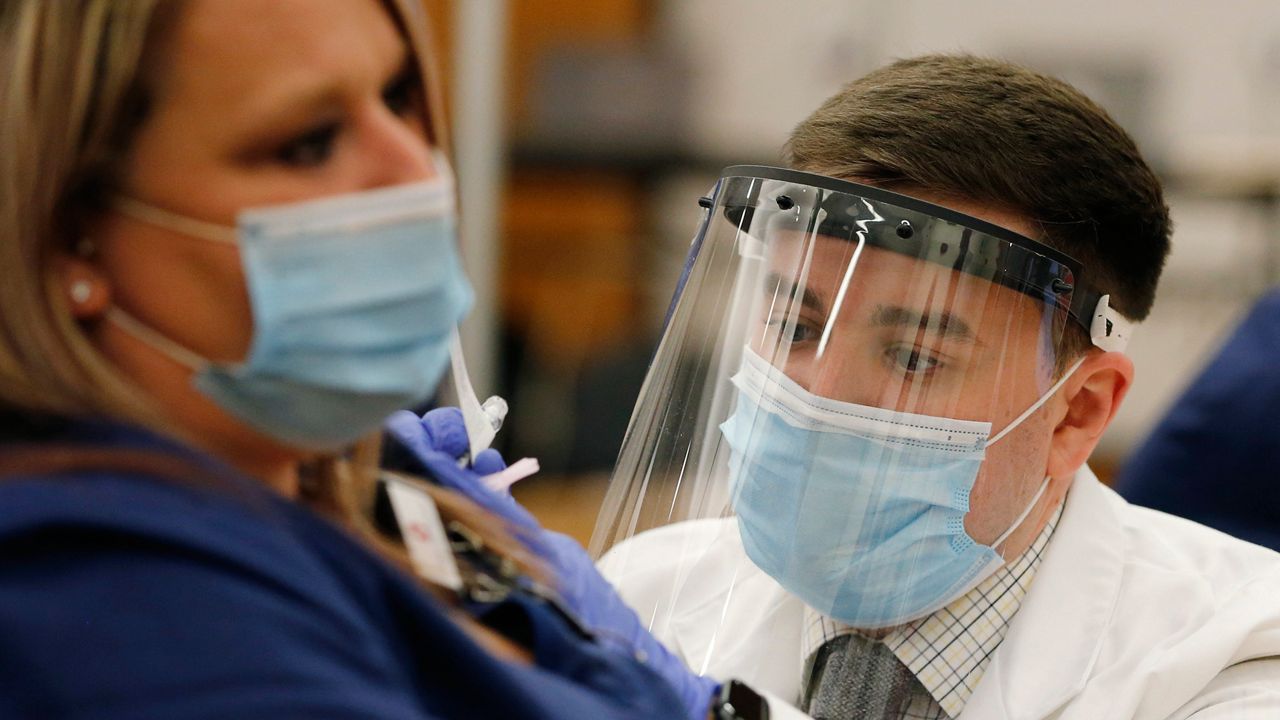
[666,520,806,699]
[964,467,1124,720]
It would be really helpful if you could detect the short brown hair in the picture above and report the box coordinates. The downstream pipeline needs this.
[784,54,1171,359]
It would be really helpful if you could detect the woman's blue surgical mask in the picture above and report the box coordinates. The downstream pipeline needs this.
[719,347,1081,629]
[108,174,472,450]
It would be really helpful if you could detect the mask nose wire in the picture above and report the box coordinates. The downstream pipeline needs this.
[985,355,1087,447]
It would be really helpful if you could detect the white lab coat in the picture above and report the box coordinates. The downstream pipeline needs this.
[600,466,1280,719]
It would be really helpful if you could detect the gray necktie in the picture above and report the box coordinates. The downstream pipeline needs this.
[800,633,923,719]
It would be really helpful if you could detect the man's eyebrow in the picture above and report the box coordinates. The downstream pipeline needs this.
[765,271,823,311]
[871,304,979,344]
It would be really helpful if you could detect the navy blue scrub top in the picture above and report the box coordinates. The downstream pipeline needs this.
[1117,289,1280,551]
[0,419,684,719]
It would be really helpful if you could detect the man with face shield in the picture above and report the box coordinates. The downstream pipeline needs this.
[701,171,1104,628]
[591,56,1280,719]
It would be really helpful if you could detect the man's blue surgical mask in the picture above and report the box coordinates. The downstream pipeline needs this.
[720,347,1081,629]
[108,174,472,450]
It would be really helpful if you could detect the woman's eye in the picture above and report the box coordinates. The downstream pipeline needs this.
[276,124,338,167]
[886,345,942,374]
[382,70,420,117]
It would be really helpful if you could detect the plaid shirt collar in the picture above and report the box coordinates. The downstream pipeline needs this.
[801,502,1064,719]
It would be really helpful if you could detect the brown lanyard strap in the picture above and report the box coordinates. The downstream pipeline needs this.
[0,445,234,489]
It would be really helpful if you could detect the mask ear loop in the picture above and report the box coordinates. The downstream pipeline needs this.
[986,296,1133,548]
[986,355,1087,447]
[981,355,1086,556]
[989,474,1051,556]
[112,197,238,244]
[101,198,239,376]
[106,307,210,372]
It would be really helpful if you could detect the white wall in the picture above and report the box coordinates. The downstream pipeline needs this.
[667,0,1280,158]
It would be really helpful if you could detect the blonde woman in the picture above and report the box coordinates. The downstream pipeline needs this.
[0,1,761,717]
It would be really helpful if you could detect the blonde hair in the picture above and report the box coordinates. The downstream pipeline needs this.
[0,0,541,586]
[0,0,168,422]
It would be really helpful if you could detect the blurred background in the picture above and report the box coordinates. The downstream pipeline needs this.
[422,0,1280,542]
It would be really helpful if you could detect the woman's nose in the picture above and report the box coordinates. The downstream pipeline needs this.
[358,106,438,188]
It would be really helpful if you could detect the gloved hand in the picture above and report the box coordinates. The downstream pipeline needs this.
[384,408,721,720]
[385,407,539,528]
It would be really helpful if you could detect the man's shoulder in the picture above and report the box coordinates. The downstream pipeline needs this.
[1076,486,1280,717]
[1104,480,1280,590]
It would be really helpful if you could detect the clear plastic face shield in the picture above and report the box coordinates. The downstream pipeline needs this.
[591,167,1130,635]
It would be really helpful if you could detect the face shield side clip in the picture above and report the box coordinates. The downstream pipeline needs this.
[1088,293,1132,352]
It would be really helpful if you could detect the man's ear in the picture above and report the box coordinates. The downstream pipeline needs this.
[1046,351,1134,479]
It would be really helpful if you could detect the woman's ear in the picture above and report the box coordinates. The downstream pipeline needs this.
[56,246,112,319]
[1046,351,1134,479]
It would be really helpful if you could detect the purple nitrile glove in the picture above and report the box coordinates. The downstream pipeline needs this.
[385,407,538,528]
[383,408,721,720]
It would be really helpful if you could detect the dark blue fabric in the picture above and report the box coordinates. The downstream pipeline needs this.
[0,421,684,719]
[1116,289,1280,551]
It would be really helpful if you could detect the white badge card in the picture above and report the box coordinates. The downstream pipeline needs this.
[383,474,464,591]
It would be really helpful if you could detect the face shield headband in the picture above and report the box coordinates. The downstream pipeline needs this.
[704,166,1131,354]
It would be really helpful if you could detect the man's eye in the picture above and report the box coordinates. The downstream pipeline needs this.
[790,324,820,343]
[766,318,820,344]
[276,124,338,167]
[886,345,942,374]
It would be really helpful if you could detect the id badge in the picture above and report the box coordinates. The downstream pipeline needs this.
[383,473,464,591]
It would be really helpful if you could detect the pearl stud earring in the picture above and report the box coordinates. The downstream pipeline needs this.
[70,280,93,305]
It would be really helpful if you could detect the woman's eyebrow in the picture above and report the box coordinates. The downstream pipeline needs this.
[227,42,413,138]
